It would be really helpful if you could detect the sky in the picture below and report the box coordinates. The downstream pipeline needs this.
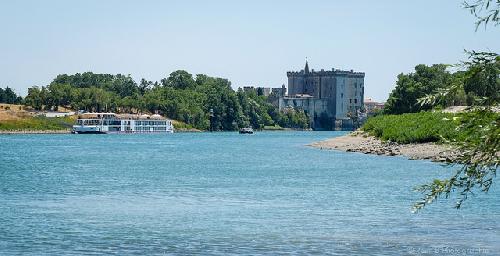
[0,0,498,101]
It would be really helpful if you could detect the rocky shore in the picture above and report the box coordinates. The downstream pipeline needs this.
[309,131,461,163]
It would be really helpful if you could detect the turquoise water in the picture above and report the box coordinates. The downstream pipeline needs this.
[1,132,499,255]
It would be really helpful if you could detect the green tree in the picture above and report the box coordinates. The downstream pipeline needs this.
[162,70,196,90]
[47,83,73,110]
[23,70,305,131]
[384,64,453,114]
[139,78,153,95]
[25,86,44,110]
[0,87,22,104]
[463,51,499,105]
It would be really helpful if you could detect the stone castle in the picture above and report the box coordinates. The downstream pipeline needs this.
[279,61,365,130]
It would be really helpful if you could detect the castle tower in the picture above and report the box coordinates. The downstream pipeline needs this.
[283,61,365,130]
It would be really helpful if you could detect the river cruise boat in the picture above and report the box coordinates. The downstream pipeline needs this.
[73,113,174,134]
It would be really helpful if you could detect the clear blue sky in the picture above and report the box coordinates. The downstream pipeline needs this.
[1,0,498,101]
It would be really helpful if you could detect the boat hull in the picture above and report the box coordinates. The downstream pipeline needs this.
[74,131,106,134]
[239,128,254,134]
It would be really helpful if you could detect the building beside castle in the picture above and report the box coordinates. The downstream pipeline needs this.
[279,61,365,130]
[271,84,287,97]
[242,86,272,96]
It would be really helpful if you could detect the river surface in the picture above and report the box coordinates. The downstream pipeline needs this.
[1,132,499,255]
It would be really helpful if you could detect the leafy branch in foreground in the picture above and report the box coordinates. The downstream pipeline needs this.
[413,52,499,212]
[463,0,500,30]
[412,109,499,212]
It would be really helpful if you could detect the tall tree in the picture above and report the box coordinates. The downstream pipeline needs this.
[384,64,453,114]
[162,70,196,89]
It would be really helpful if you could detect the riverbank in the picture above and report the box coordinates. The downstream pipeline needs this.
[309,131,461,163]
[0,129,202,134]
[0,107,203,133]
[0,129,71,134]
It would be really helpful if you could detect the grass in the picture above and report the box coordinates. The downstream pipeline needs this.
[361,111,463,144]
[262,125,285,130]
[171,119,198,131]
[0,116,76,131]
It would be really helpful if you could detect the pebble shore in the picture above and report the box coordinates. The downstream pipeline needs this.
[309,131,461,163]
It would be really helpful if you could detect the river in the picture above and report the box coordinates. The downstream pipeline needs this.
[1,132,498,255]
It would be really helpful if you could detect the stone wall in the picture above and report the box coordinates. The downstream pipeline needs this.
[283,63,365,130]
[279,97,335,130]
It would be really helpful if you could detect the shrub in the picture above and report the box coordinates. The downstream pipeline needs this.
[362,111,461,144]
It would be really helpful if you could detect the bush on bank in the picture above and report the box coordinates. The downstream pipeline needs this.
[362,111,461,144]
[362,110,499,144]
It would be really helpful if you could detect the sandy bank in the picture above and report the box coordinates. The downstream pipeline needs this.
[309,131,460,163]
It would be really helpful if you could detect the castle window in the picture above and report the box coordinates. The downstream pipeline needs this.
[349,99,352,103]
[354,99,358,104]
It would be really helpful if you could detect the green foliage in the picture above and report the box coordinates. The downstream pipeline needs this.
[387,52,498,116]
[462,51,499,105]
[197,77,240,130]
[463,0,500,30]
[0,87,23,104]
[0,116,75,131]
[413,108,499,211]
[171,119,196,130]
[384,64,456,114]
[25,86,45,110]
[23,70,308,131]
[277,108,310,129]
[412,50,499,211]
[410,2,499,212]
[362,112,462,144]
[161,70,196,89]
[237,89,274,130]
[262,125,285,130]
[150,86,207,129]
[362,109,498,210]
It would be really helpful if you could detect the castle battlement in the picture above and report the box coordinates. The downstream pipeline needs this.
[287,68,365,77]
[282,61,365,130]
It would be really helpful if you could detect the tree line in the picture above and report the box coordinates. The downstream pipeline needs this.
[22,71,309,131]
[383,54,499,115]
[0,87,23,104]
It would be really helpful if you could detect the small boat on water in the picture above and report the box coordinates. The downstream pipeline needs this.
[72,113,174,134]
[239,127,254,134]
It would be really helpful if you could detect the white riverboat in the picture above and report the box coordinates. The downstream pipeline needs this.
[72,113,174,134]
